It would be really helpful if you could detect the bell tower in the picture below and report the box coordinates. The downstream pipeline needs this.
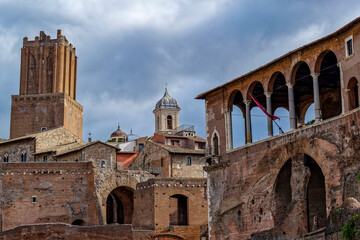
[10,30,83,139]
[153,88,180,133]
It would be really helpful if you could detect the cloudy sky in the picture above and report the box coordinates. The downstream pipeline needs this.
[0,0,359,142]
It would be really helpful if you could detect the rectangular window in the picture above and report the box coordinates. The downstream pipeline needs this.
[43,156,47,162]
[186,157,191,165]
[101,161,105,168]
[139,143,144,151]
[345,35,354,57]
[161,158,164,167]
[32,196,37,203]
[177,162,181,169]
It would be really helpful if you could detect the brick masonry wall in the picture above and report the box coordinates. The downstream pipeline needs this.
[0,162,98,231]
[134,178,208,240]
[0,223,133,240]
[205,108,360,239]
[10,93,83,139]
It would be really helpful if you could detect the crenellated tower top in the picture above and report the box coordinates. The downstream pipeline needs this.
[20,30,78,99]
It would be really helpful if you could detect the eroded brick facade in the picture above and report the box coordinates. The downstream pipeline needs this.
[10,30,83,139]
[197,17,360,239]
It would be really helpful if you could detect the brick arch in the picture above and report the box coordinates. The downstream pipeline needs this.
[268,71,285,92]
[267,138,342,217]
[100,175,140,204]
[227,89,245,114]
[246,81,264,100]
[290,60,311,85]
[150,233,185,240]
[314,49,338,74]
[299,101,314,124]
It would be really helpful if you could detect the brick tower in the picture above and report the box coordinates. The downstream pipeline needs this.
[10,30,83,139]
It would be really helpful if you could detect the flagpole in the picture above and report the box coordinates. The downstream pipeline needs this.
[273,120,284,134]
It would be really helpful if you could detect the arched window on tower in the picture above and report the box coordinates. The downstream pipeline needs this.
[167,115,173,129]
[3,153,9,163]
[21,150,27,162]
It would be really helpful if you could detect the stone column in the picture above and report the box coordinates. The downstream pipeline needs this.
[245,100,252,143]
[224,108,233,151]
[312,73,321,122]
[265,92,273,137]
[337,62,345,114]
[287,83,296,130]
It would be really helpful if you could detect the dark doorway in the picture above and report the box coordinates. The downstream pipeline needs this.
[106,186,134,224]
[169,194,188,225]
[305,155,326,232]
[273,159,292,225]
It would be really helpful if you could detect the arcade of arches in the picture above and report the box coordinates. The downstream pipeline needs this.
[224,50,359,150]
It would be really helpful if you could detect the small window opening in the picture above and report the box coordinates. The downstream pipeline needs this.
[161,158,164,167]
[21,150,27,162]
[139,143,144,151]
[177,162,181,169]
[186,157,191,165]
[346,36,354,57]
[167,115,173,129]
[32,196,37,203]
[3,153,9,163]
[41,127,47,132]
[101,161,105,168]
[43,156,47,162]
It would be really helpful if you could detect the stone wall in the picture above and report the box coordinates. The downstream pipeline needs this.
[133,178,208,240]
[205,109,360,239]
[10,93,83,139]
[0,162,98,231]
[0,138,35,163]
[0,223,133,240]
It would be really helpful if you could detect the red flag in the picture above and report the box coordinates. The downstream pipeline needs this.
[250,93,280,121]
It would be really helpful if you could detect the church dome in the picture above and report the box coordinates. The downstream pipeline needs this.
[154,88,180,111]
[111,125,127,138]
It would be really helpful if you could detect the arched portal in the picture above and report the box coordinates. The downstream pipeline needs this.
[248,81,267,142]
[305,155,326,232]
[228,90,245,148]
[169,194,188,225]
[317,51,341,119]
[106,186,134,224]
[273,154,326,232]
[269,72,289,134]
[292,62,313,125]
[347,77,359,110]
[273,159,292,225]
